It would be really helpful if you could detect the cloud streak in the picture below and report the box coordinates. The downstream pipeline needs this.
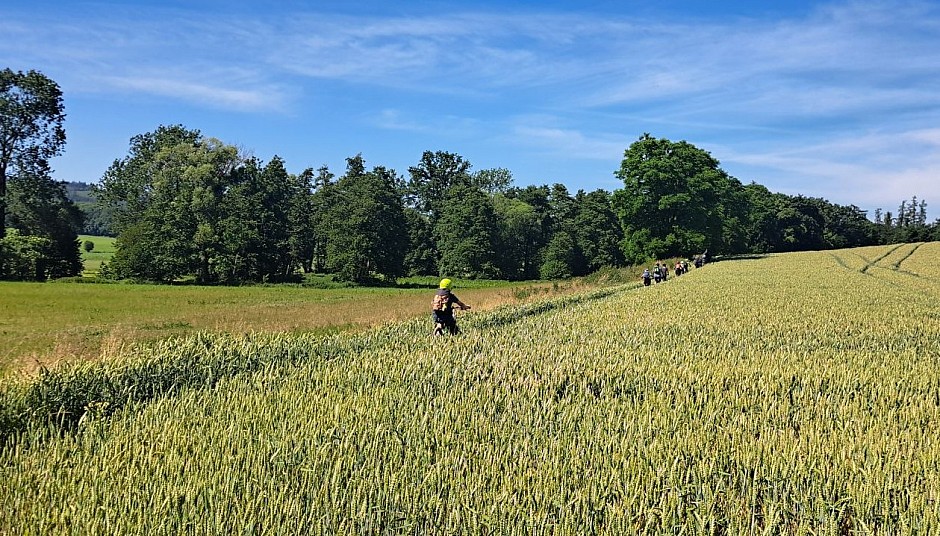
[1,0,938,218]
[5,2,939,116]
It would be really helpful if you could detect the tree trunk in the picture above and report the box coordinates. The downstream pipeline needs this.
[0,166,6,239]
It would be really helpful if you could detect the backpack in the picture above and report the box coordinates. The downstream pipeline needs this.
[432,291,451,313]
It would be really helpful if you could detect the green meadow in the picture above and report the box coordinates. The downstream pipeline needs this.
[0,277,608,378]
[78,234,116,276]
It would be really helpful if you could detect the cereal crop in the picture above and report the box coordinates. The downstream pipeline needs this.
[1,243,938,534]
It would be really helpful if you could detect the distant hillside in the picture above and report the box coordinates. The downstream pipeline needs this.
[63,181,115,236]
[63,181,97,204]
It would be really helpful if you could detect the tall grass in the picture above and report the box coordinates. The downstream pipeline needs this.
[1,243,939,533]
[0,279,584,377]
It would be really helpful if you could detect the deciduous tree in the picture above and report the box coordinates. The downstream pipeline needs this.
[574,189,624,272]
[612,134,738,263]
[407,150,472,223]
[6,162,82,278]
[0,69,66,239]
[435,183,501,279]
[326,155,408,283]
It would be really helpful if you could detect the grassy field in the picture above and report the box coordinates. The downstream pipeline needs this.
[78,234,116,276]
[0,275,616,377]
[3,234,641,375]
[1,242,938,533]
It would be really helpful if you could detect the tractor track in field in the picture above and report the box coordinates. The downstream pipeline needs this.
[859,243,905,274]
[830,243,938,294]
[865,242,938,283]
[893,242,922,271]
[827,252,855,272]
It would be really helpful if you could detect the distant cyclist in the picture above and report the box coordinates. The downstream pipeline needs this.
[431,278,470,336]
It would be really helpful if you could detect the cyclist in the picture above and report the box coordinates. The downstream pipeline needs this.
[431,278,470,336]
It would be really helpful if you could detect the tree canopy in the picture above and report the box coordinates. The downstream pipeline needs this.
[9,74,934,285]
[86,128,938,284]
[612,134,740,263]
[1,68,67,238]
[0,69,80,280]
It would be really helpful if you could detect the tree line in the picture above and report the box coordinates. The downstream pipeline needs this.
[87,127,939,284]
[2,69,939,282]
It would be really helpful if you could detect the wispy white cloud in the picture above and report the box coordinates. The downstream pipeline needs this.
[0,9,285,111]
[373,109,430,132]
[100,74,288,112]
[5,1,938,115]
[510,118,630,161]
[2,0,939,217]
[717,128,940,214]
[369,109,485,140]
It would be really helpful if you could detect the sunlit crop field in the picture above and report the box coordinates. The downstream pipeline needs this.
[2,243,939,534]
[0,278,589,377]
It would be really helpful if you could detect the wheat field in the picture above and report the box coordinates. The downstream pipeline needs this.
[2,243,938,534]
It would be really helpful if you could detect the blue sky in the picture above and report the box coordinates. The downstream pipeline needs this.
[3,0,939,220]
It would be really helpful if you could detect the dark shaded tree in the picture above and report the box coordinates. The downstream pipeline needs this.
[492,194,541,280]
[309,165,335,273]
[540,231,581,280]
[5,163,82,278]
[214,156,294,282]
[325,155,408,283]
[287,167,318,273]
[742,183,782,253]
[773,195,825,252]
[504,185,552,276]
[547,183,577,236]
[435,183,501,279]
[403,207,437,276]
[816,200,876,249]
[573,189,624,272]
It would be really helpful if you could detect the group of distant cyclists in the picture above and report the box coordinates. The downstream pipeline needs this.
[430,251,712,336]
[641,251,709,287]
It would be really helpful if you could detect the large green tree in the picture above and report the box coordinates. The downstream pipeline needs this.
[612,134,739,263]
[96,125,202,235]
[407,150,472,223]
[5,163,83,278]
[325,155,408,283]
[435,183,501,279]
[97,127,262,283]
[1,68,66,240]
[107,135,244,282]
